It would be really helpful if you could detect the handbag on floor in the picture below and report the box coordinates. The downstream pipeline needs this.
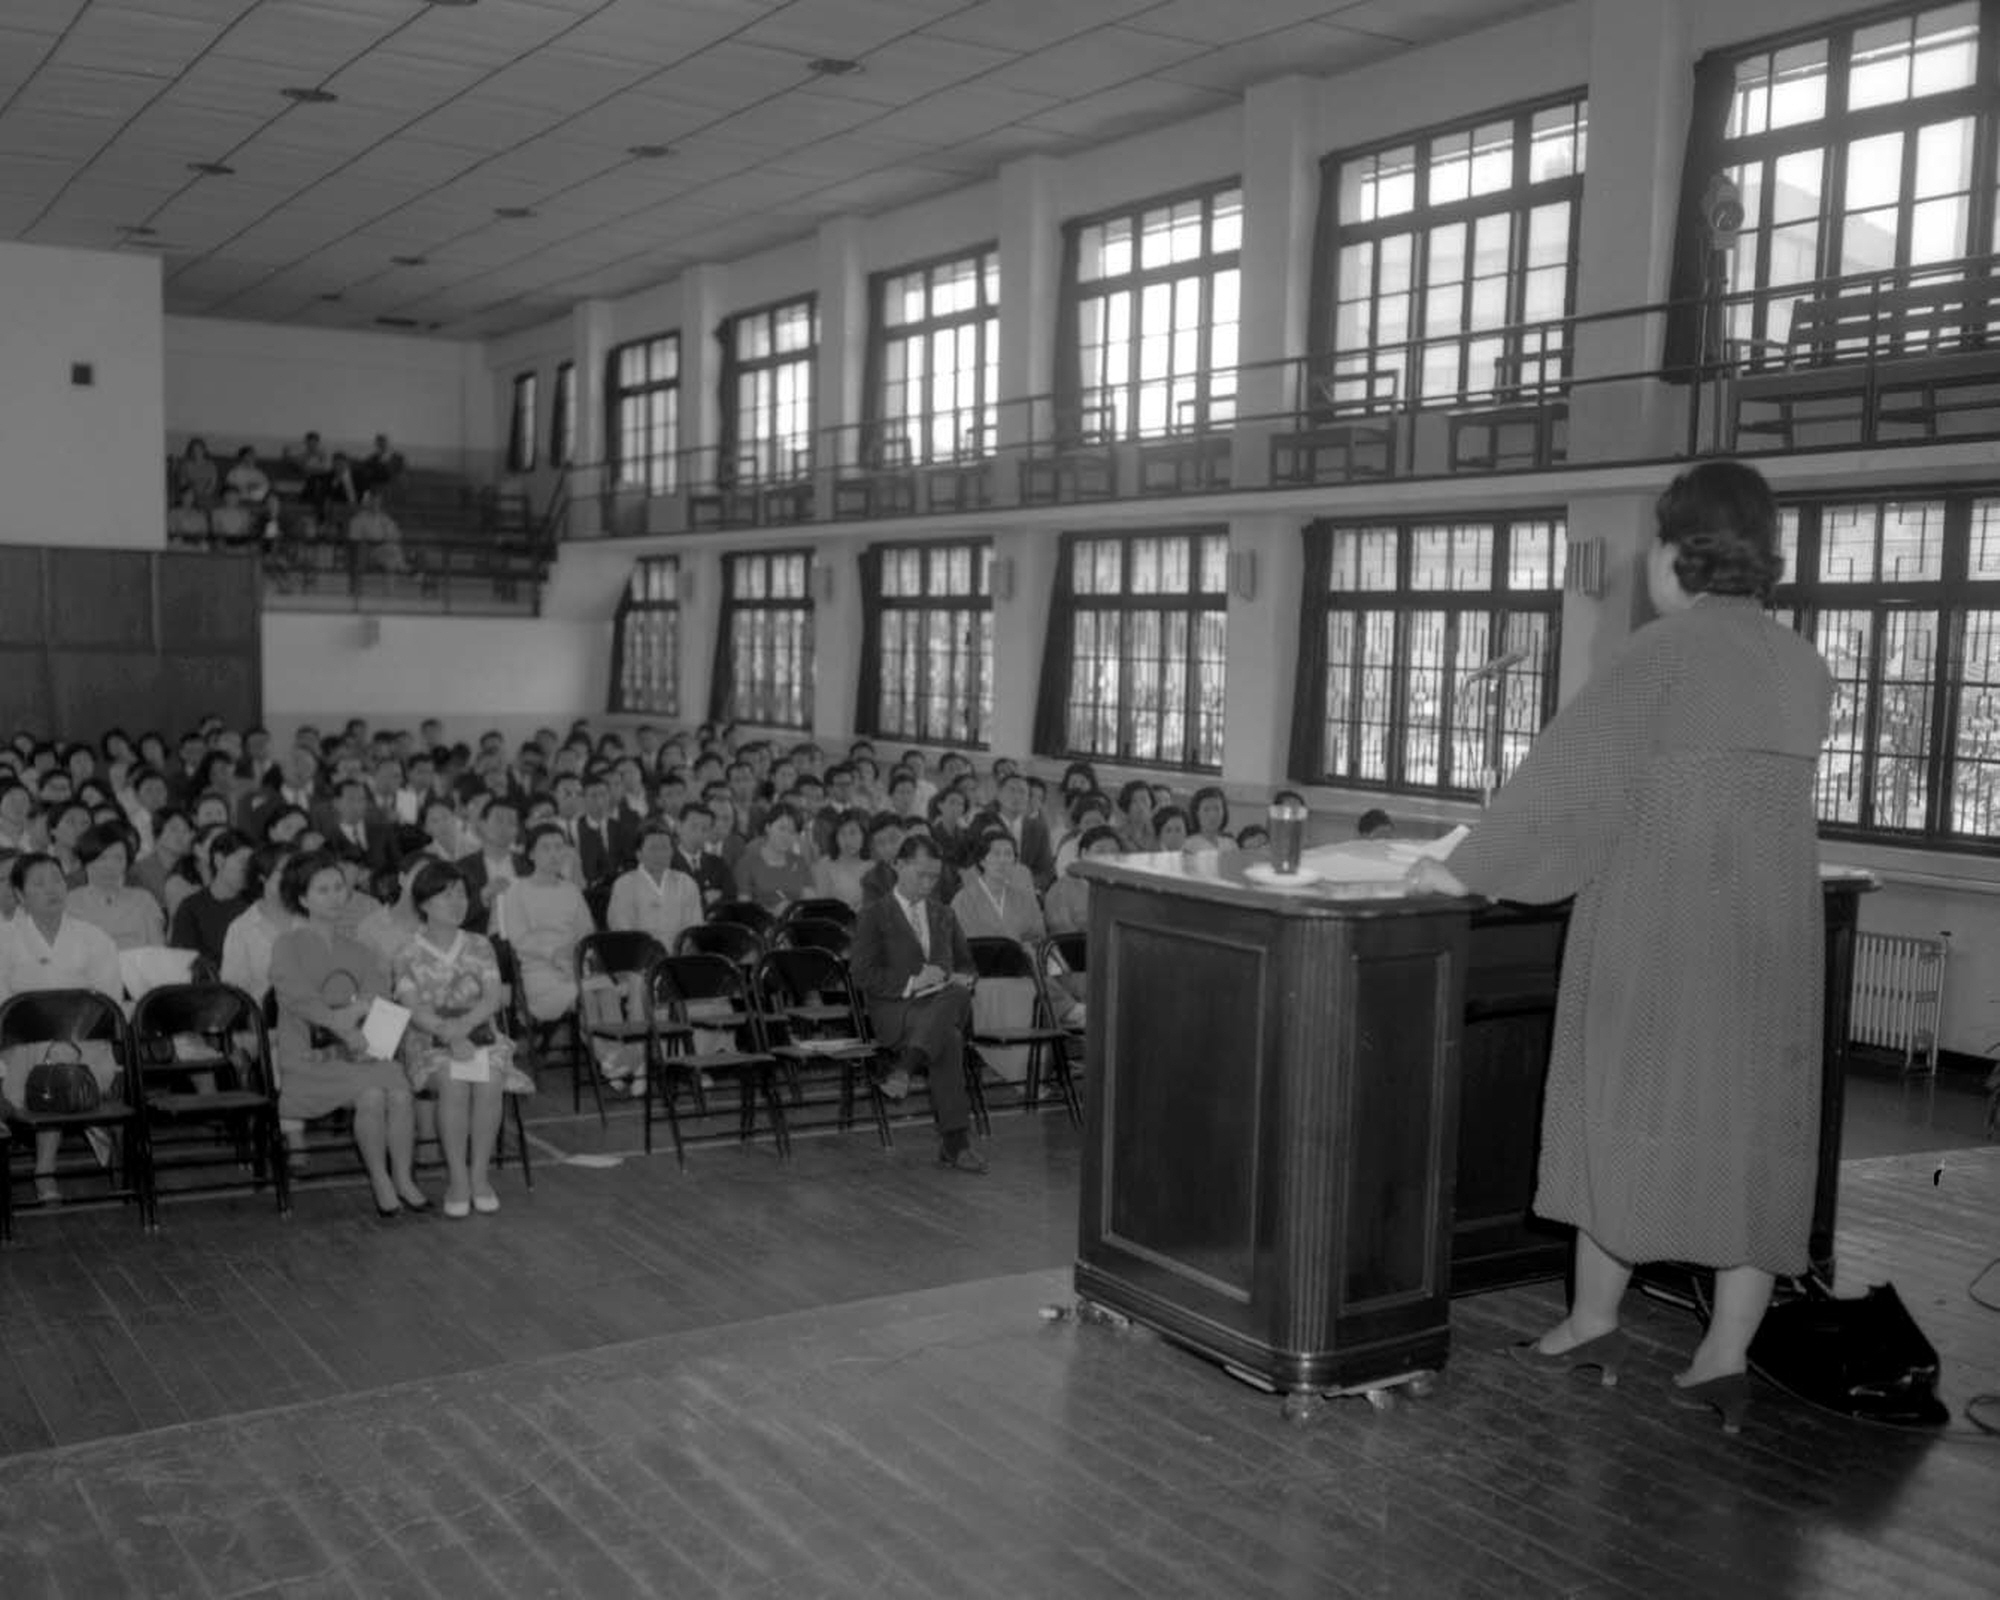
[1749,1276,1949,1428]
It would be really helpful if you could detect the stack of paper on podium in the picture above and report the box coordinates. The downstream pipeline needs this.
[1298,824,1470,885]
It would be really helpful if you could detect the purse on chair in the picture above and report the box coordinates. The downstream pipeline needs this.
[309,968,362,1051]
[24,1041,101,1115]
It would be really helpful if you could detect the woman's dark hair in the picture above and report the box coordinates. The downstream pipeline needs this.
[1077,824,1123,855]
[1068,790,1113,827]
[523,821,565,855]
[829,807,868,854]
[250,843,291,896]
[279,848,345,915]
[1236,823,1270,849]
[1189,785,1230,832]
[1151,805,1191,840]
[1061,761,1098,795]
[1654,461,1784,601]
[864,810,905,847]
[970,827,1017,868]
[758,803,800,837]
[1117,779,1153,814]
[410,859,467,915]
[9,851,61,895]
[201,827,253,882]
[260,803,309,843]
[75,823,138,868]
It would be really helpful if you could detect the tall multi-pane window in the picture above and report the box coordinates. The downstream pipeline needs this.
[609,558,680,716]
[507,372,538,472]
[1318,95,1586,404]
[1294,514,1564,794]
[863,542,992,746]
[723,297,816,483]
[1066,183,1242,440]
[1706,3,1994,354]
[871,248,999,464]
[607,333,679,495]
[714,549,814,729]
[550,360,576,470]
[1772,488,2000,844]
[1039,531,1228,771]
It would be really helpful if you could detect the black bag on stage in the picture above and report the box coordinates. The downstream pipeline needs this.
[1749,1278,1949,1428]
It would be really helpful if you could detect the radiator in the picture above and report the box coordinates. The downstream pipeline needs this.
[1849,931,1948,1076]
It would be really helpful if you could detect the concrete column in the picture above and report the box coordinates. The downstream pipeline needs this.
[814,215,868,511]
[679,263,727,484]
[1558,492,1656,702]
[568,298,613,535]
[1219,514,1308,785]
[991,525,1061,758]
[1234,77,1320,488]
[681,546,726,724]
[813,543,863,741]
[1569,0,1695,461]
[995,155,1062,453]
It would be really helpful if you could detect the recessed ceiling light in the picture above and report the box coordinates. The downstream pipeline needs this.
[390,255,428,266]
[118,223,156,236]
[494,206,535,219]
[807,57,861,76]
[627,144,673,159]
[187,161,235,177]
[281,86,338,104]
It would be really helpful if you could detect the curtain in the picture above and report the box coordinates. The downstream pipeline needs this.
[1286,524,1336,783]
[855,545,885,736]
[706,560,737,724]
[1032,534,1080,757]
[1660,49,1741,380]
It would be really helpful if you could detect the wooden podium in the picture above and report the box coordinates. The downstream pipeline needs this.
[1070,854,1874,1412]
[1070,854,1476,1409]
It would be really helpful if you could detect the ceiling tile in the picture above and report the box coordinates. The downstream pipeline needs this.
[1129,0,1360,45]
[983,25,1210,98]
[924,0,1159,53]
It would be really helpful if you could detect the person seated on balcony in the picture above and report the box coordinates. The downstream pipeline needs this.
[287,430,331,489]
[607,820,703,948]
[0,852,125,1203]
[169,827,255,970]
[809,809,871,911]
[1045,825,1122,938]
[1357,807,1397,840]
[734,804,813,912]
[65,824,165,951]
[346,489,407,574]
[355,434,406,499]
[174,438,221,506]
[224,446,272,510]
[208,485,260,546]
[1187,786,1232,854]
[167,486,212,545]
[495,823,593,1024]
[1053,791,1115,877]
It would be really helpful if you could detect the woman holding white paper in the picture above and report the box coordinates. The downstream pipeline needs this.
[394,861,528,1219]
[270,848,426,1218]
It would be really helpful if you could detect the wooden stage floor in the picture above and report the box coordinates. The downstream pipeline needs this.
[1,1107,1996,1598]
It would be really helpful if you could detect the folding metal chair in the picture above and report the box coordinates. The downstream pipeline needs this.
[754,947,894,1145]
[967,937,1081,1129]
[644,954,786,1167]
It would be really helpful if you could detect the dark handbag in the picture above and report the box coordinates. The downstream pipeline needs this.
[1749,1278,1949,1428]
[24,1040,101,1115]
[309,967,362,1052]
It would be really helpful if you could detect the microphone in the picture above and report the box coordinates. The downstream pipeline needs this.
[1462,647,1529,682]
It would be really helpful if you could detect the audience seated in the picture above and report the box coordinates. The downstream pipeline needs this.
[810,809,871,910]
[735,804,813,910]
[65,824,165,950]
[174,438,220,506]
[606,822,703,948]
[669,803,734,909]
[1357,807,1397,839]
[496,823,591,1023]
[168,827,254,968]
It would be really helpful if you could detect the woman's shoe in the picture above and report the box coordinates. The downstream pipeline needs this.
[1505,1326,1629,1387]
[374,1200,402,1219]
[442,1197,472,1220]
[1668,1370,1750,1434]
[34,1176,63,1206]
[395,1187,431,1212]
[471,1191,501,1215]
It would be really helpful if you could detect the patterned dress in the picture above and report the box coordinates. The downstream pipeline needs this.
[1448,596,1834,1275]
[391,931,530,1094]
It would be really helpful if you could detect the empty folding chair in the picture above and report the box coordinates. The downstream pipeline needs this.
[644,954,786,1167]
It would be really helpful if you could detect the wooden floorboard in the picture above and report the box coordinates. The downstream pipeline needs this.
[0,1094,1995,1598]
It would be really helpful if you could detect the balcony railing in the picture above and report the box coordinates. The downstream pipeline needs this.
[545,255,2000,538]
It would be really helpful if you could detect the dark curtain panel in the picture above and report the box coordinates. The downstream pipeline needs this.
[1660,50,1742,379]
[706,564,736,723]
[855,545,885,736]
[1286,524,1335,783]
[713,316,742,484]
[1032,534,1080,757]
[1052,223,1084,445]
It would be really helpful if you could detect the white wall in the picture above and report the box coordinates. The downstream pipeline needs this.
[0,241,166,549]
[165,316,494,473]
[261,612,609,734]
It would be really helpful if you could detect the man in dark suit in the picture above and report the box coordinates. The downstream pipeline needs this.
[456,798,530,936]
[669,803,735,910]
[978,771,1055,892]
[576,770,636,885]
[849,834,985,1173]
[320,776,399,875]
